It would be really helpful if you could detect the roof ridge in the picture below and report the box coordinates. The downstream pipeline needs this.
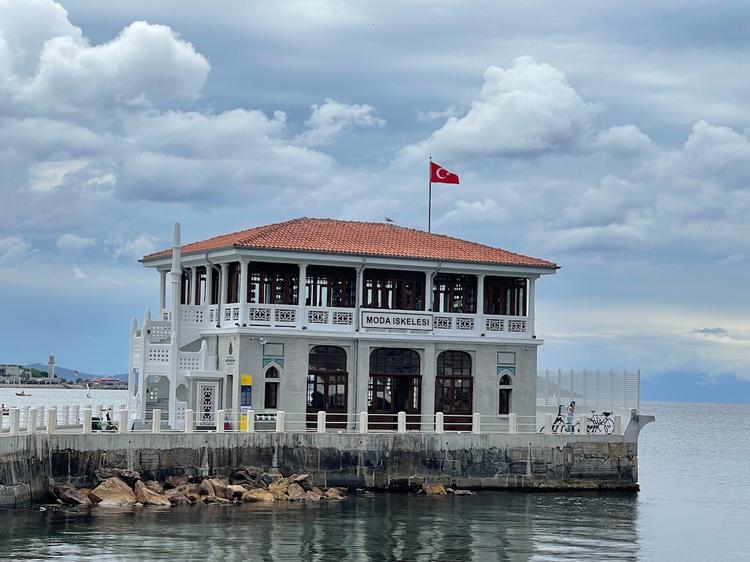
[235,217,306,245]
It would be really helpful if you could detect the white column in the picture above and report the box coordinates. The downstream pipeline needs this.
[47,408,57,434]
[216,409,225,433]
[119,408,128,433]
[83,408,92,434]
[355,265,364,330]
[9,408,19,435]
[397,411,406,433]
[152,409,161,433]
[316,410,326,433]
[275,411,285,433]
[359,411,368,434]
[476,273,485,319]
[472,412,481,434]
[426,271,435,311]
[190,266,198,305]
[435,412,444,434]
[239,259,249,326]
[185,409,194,433]
[528,277,536,337]
[298,263,307,329]
[205,265,214,323]
[168,223,182,430]
[246,410,255,433]
[159,270,167,312]
[220,263,229,327]
[28,408,37,434]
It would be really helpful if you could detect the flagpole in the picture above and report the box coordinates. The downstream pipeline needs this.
[428,155,432,233]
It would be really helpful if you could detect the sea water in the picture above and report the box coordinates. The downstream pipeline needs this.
[0,400,748,561]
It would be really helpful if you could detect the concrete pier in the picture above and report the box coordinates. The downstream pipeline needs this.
[0,413,653,507]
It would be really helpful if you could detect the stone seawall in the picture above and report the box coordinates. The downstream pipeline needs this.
[0,415,653,507]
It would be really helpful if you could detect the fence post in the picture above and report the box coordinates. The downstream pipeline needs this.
[9,408,19,435]
[508,413,518,434]
[184,409,194,433]
[472,412,481,434]
[62,405,70,426]
[578,414,587,434]
[119,408,129,433]
[246,410,255,433]
[152,409,161,433]
[28,408,37,435]
[397,411,407,433]
[359,411,368,434]
[47,408,57,435]
[83,408,92,433]
[544,414,553,435]
[275,411,285,433]
[72,405,80,426]
[316,411,326,433]
[614,415,622,435]
[435,412,444,434]
[216,410,225,433]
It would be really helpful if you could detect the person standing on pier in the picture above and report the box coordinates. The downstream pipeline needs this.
[567,401,576,433]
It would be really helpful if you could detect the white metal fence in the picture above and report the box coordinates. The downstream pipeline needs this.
[1,406,627,437]
[537,369,640,414]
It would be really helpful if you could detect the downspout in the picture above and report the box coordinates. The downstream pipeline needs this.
[168,222,182,429]
[205,253,221,370]
[353,258,366,416]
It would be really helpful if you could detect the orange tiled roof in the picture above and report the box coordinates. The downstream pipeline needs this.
[142,218,558,269]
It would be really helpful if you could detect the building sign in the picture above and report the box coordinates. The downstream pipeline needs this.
[361,311,433,331]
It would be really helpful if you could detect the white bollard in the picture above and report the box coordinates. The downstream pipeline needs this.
[614,416,622,435]
[435,412,444,434]
[245,410,255,433]
[275,411,285,433]
[119,408,129,433]
[28,408,37,435]
[62,405,70,427]
[152,409,161,433]
[185,409,194,433]
[508,413,518,434]
[72,405,80,426]
[359,411,368,434]
[397,411,407,434]
[316,411,326,433]
[21,407,29,431]
[47,408,57,434]
[472,412,481,434]
[216,409,225,433]
[9,408,19,435]
[578,414,588,434]
[544,414,553,435]
[83,408,92,434]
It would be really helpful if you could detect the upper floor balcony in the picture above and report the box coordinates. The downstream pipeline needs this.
[158,262,538,341]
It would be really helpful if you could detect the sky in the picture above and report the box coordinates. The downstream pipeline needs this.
[0,0,748,396]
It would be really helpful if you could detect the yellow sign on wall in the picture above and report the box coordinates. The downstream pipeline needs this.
[241,374,253,386]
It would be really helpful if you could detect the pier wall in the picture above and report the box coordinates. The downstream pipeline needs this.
[0,415,653,506]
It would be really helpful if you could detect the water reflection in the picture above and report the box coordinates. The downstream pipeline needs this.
[0,492,638,561]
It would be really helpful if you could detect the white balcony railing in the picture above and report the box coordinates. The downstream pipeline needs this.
[168,303,533,338]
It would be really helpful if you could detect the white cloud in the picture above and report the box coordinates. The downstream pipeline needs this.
[29,160,87,191]
[399,57,592,162]
[596,125,655,157]
[56,233,96,253]
[12,20,209,116]
[0,235,31,264]
[113,233,159,260]
[296,98,384,147]
[72,265,89,280]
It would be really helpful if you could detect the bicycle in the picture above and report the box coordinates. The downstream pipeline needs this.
[586,410,614,435]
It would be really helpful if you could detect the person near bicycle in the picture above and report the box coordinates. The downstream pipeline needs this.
[566,401,576,433]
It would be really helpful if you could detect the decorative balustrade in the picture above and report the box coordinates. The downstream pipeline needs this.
[2,408,632,437]
[160,303,532,338]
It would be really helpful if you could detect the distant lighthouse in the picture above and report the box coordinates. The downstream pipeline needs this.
[47,353,56,380]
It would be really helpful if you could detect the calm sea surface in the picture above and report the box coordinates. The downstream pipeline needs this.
[1,398,749,561]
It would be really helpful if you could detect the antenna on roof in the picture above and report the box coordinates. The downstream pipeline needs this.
[384,217,394,223]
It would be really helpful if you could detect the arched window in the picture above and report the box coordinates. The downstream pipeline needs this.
[307,346,348,422]
[368,349,421,427]
[498,375,513,415]
[435,351,473,430]
[264,366,280,409]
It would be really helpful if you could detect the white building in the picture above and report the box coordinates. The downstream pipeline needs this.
[127,218,558,430]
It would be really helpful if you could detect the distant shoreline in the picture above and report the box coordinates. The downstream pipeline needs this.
[0,384,127,391]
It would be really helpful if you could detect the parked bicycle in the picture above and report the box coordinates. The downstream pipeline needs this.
[586,410,614,435]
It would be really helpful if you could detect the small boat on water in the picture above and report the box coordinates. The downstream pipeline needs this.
[15,391,31,397]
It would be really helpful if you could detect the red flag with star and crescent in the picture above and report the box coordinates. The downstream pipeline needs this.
[430,161,460,184]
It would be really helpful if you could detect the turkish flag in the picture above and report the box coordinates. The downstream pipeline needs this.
[430,161,460,184]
